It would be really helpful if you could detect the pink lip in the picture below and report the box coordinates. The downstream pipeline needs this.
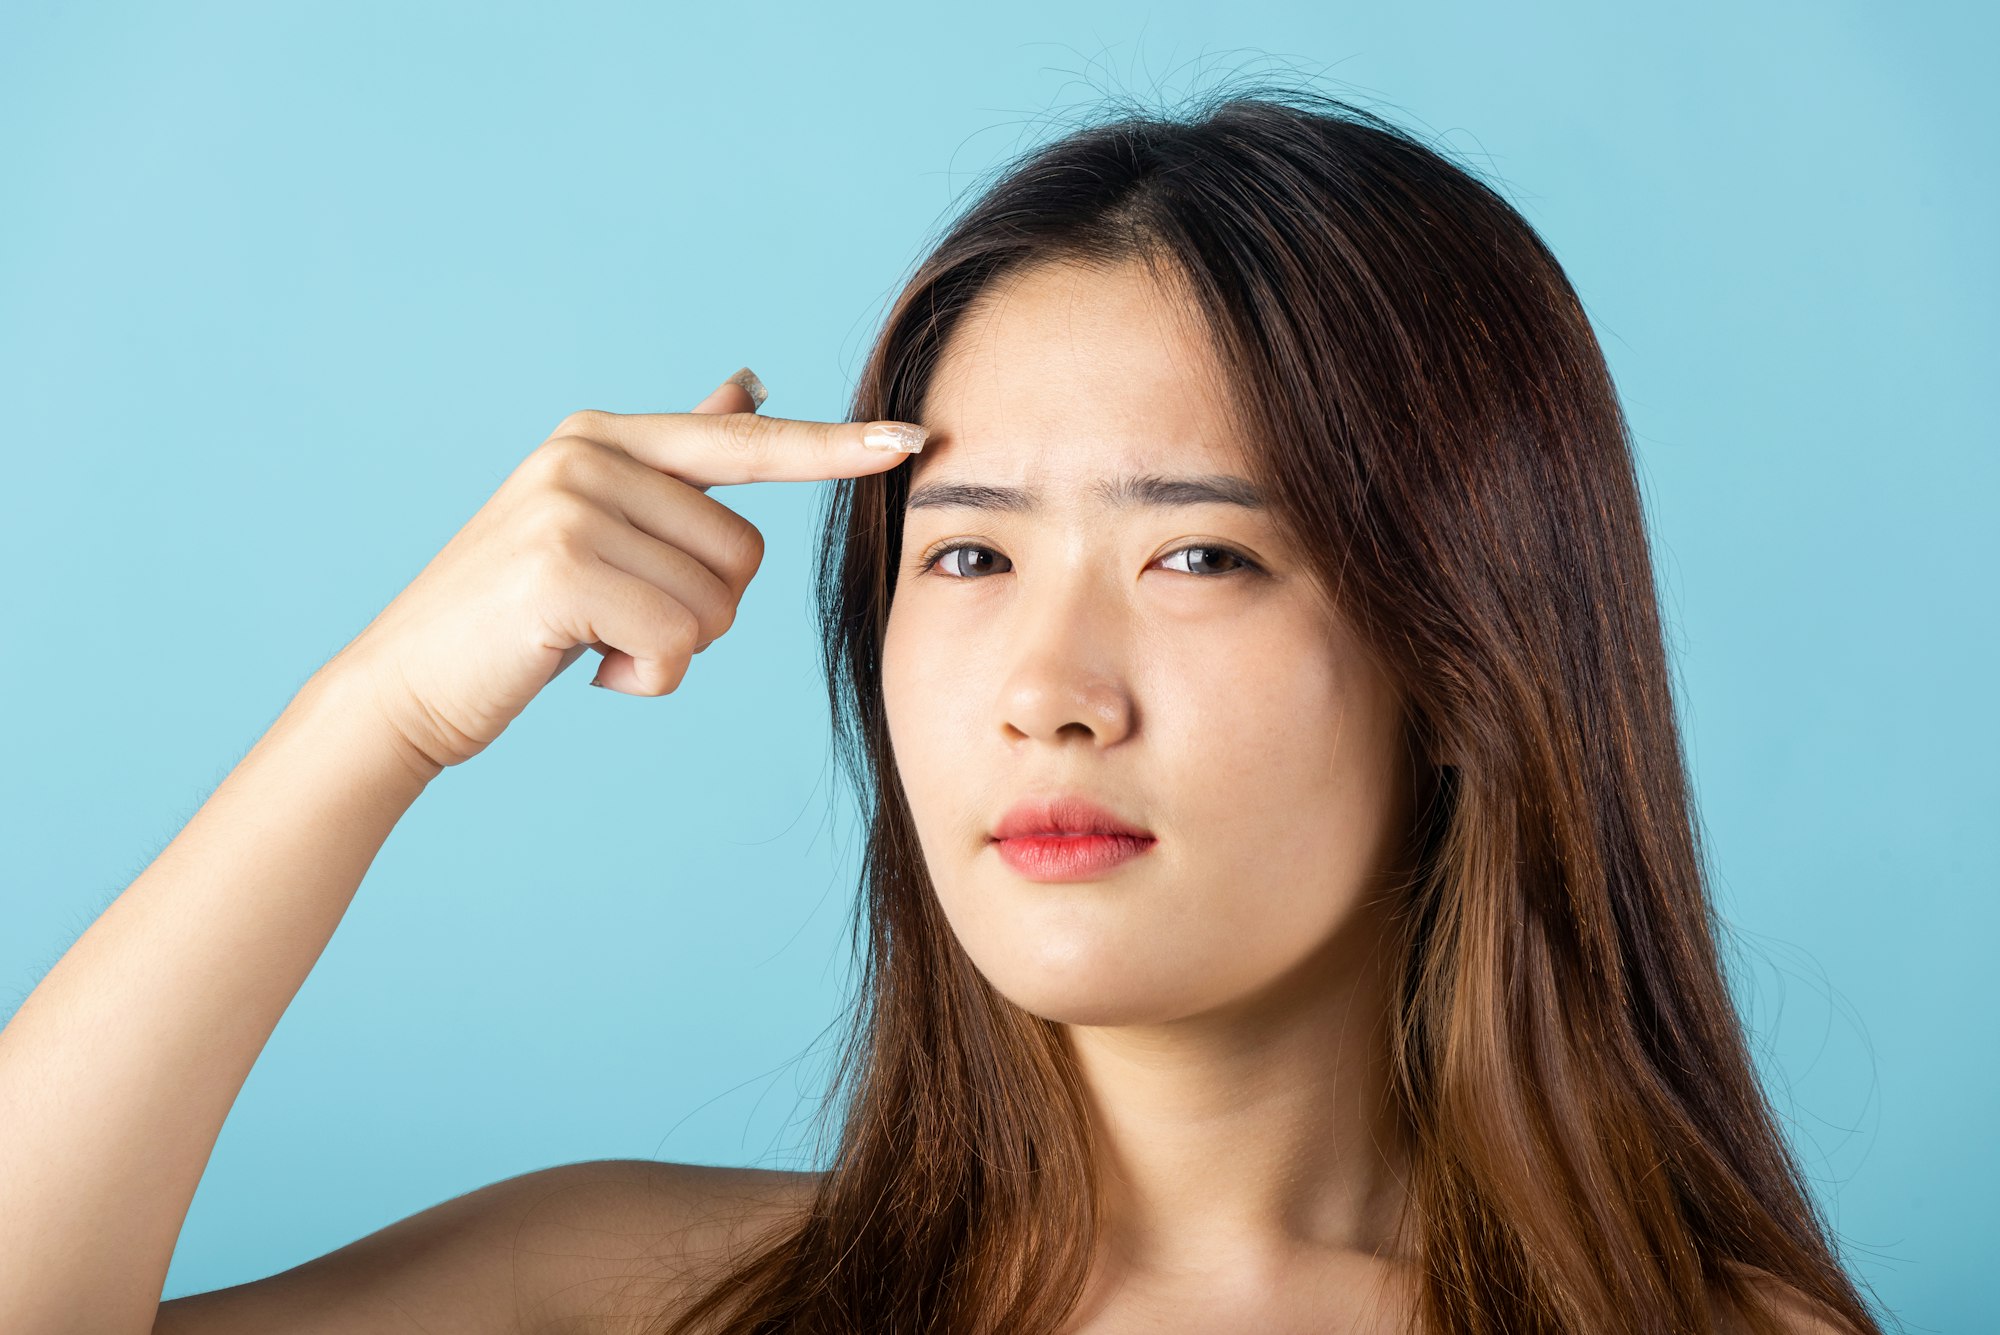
[990,793,1154,843]
[992,832,1156,882]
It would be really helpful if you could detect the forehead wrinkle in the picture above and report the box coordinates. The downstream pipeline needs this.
[904,471,1266,515]
[910,263,1253,516]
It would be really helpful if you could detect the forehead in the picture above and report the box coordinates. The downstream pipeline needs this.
[910,258,1248,488]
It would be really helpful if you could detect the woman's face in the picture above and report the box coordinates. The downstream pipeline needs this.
[881,257,1415,1028]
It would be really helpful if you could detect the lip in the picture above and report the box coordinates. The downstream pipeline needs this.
[988,793,1157,882]
[990,793,1154,842]
[991,832,1156,882]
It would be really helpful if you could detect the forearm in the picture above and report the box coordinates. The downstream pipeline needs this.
[0,663,441,1333]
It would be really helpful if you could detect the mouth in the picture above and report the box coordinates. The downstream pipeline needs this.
[989,793,1155,843]
[989,830,1157,882]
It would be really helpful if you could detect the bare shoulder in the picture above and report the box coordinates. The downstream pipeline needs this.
[524,1158,824,1335]
[1709,1262,1867,1335]
[154,1158,823,1335]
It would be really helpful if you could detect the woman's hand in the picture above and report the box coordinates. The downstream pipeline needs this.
[327,370,926,774]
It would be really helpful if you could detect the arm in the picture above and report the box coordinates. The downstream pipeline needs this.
[1,380,901,1334]
[0,662,442,1334]
[150,1158,822,1335]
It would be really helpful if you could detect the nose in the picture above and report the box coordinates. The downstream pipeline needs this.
[995,590,1137,747]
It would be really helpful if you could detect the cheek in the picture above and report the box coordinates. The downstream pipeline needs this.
[880,598,970,861]
[1185,649,1404,895]
[881,595,1403,1024]
[881,598,951,768]
[1142,654,1365,927]
[946,670,1384,1025]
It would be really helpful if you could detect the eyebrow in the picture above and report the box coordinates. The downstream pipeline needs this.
[904,472,1267,514]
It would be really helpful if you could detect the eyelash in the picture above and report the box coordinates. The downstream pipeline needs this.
[913,539,1263,580]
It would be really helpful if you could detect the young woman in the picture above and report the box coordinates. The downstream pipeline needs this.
[0,87,1887,1335]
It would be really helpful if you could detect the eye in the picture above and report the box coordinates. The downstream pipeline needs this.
[914,540,1261,579]
[918,542,1009,579]
[1160,544,1257,577]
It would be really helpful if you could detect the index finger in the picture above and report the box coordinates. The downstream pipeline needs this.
[556,401,926,493]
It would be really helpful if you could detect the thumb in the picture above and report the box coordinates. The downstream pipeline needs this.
[578,366,765,686]
[690,366,768,415]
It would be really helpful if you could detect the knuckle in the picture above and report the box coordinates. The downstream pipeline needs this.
[519,434,579,484]
[721,520,766,587]
[527,434,612,493]
[520,544,576,606]
[706,596,739,640]
[716,410,766,461]
[551,408,603,441]
[522,491,598,559]
[662,599,703,653]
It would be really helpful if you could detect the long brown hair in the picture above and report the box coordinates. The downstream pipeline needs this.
[651,83,1890,1335]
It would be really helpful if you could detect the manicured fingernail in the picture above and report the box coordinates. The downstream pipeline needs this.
[862,421,927,452]
[724,366,768,408]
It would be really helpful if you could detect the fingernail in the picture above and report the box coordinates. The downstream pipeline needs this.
[724,366,768,408]
[588,670,609,688]
[862,421,927,453]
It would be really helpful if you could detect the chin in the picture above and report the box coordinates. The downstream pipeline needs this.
[1000,989,1190,1029]
[966,940,1225,1028]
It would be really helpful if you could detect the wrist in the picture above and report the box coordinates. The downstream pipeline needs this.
[287,659,447,795]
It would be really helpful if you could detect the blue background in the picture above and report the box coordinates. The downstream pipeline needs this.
[2,3,1989,1329]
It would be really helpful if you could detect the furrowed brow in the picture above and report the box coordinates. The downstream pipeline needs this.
[904,473,1266,514]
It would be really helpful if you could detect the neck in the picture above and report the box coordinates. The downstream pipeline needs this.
[1062,902,1414,1279]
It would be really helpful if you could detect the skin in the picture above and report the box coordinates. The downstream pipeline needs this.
[8,251,1836,1332]
[881,257,1425,1332]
